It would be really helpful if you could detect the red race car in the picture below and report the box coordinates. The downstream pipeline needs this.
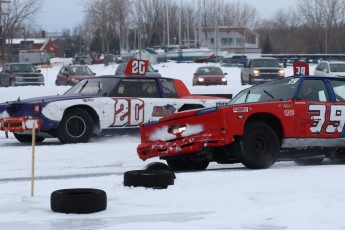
[138,76,345,170]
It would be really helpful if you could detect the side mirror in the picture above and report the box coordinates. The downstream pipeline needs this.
[37,69,41,73]
[224,73,227,75]
[154,69,158,72]
[323,69,328,73]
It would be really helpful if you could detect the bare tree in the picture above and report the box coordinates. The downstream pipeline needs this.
[298,0,345,53]
[0,0,43,62]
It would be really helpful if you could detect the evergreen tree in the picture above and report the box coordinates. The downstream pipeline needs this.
[262,35,273,54]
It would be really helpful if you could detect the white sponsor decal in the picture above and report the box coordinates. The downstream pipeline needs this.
[233,107,248,113]
[284,109,294,116]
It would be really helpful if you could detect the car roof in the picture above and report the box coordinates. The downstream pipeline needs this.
[88,75,173,80]
[320,60,345,64]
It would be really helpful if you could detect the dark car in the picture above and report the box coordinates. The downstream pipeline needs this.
[115,62,161,77]
[0,63,44,87]
[55,65,96,86]
[192,66,227,86]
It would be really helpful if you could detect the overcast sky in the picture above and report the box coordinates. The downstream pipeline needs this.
[35,0,299,32]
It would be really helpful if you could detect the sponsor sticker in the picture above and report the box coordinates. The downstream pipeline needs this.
[284,109,294,116]
[233,107,248,113]
[152,104,176,117]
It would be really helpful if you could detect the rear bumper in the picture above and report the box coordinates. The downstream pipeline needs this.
[0,117,41,131]
[137,129,234,160]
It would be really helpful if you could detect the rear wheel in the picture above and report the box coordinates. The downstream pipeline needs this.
[294,156,324,166]
[166,158,209,171]
[248,75,253,85]
[13,133,45,143]
[57,109,94,144]
[240,122,280,169]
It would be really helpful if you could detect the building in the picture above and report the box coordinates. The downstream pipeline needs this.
[198,27,261,56]
[7,38,60,58]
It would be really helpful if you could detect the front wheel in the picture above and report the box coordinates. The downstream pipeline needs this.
[13,133,45,143]
[240,122,280,169]
[57,109,94,144]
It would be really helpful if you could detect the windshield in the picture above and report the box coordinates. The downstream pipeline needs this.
[64,77,120,95]
[230,78,300,104]
[11,64,36,72]
[330,63,345,72]
[199,67,223,75]
[251,59,281,68]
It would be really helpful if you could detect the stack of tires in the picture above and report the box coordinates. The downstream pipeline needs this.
[50,162,175,214]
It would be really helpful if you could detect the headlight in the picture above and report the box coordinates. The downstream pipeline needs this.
[253,70,260,77]
[71,78,80,83]
[34,104,40,113]
[278,69,285,77]
[197,77,204,82]
[168,124,187,135]
[221,77,227,82]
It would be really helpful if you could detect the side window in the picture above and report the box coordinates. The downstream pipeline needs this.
[297,79,329,102]
[316,63,322,71]
[114,79,159,98]
[330,80,345,101]
[161,79,178,98]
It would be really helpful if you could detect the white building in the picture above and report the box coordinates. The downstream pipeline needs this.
[198,27,261,56]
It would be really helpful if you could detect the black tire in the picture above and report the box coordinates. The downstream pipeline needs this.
[294,156,324,166]
[240,74,244,85]
[57,109,94,144]
[166,158,209,171]
[13,133,45,143]
[241,122,280,169]
[248,75,253,85]
[144,162,176,179]
[51,188,107,214]
[124,170,174,189]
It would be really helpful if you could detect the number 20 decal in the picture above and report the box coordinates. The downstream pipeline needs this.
[131,60,147,75]
[110,98,145,127]
[308,104,345,134]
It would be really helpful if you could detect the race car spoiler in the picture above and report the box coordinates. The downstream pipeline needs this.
[0,118,41,131]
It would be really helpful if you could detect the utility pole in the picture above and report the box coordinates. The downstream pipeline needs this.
[0,0,10,61]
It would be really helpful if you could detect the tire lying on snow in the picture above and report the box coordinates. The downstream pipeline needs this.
[143,162,176,179]
[51,188,107,214]
[124,170,175,189]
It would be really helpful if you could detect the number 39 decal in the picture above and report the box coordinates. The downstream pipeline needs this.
[308,104,345,134]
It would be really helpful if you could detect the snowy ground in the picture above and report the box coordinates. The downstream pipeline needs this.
[2,61,345,230]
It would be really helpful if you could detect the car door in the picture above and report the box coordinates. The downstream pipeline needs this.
[293,78,333,138]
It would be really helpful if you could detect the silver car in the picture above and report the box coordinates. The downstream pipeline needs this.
[314,61,345,77]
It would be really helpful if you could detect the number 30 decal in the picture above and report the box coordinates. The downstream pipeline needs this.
[308,104,345,134]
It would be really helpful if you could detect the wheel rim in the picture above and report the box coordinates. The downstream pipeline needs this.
[65,116,86,138]
[250,132,270,155]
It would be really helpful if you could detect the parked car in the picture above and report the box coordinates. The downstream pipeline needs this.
[314,61,345,77]
[137,75,345,170]
[0,63,44,87]
[192,66,227,86]
[240,57,285,85]
[55,65,96,86]
[115,62,161,77]
[0,73,230,144]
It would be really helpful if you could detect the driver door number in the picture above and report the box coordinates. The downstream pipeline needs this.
[111,99,145,127]
[308,104,345,134]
